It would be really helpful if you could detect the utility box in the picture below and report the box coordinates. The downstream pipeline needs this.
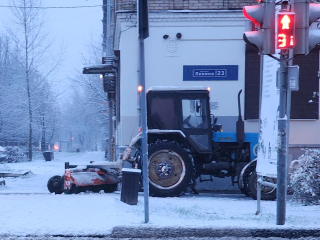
[120,168,141,205]
[287,65,299,91]
[43,151,54,161]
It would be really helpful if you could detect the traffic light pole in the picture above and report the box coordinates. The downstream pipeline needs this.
[139,37,149,224]
[276,49,289,225]
[138,0,150,224]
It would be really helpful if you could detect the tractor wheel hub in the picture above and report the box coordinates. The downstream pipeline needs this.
[156,161,175,179]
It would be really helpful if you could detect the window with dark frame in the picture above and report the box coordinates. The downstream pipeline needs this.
[148,98,178,130]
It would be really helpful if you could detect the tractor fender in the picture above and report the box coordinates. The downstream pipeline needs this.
[148,129,186,138]
[147,130,192,152]
[126,130,186,147]
[238,158,257,190]
[124,130,186,153]
[123,130,188,162]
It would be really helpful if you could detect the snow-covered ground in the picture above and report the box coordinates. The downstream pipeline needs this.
[0,151,319,237]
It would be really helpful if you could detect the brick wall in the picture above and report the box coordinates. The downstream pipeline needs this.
[116,0,258,11]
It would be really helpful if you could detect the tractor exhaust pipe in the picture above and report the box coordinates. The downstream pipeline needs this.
[236,89,245,144]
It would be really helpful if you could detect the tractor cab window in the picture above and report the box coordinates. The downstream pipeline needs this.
[182,99,208,129]
[148,98,178,129]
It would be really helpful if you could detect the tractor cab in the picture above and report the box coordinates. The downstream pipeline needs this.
[146,87,213,153]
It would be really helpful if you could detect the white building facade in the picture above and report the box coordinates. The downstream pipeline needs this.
[111,1,320,160]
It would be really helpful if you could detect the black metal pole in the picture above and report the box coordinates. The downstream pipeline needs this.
[276,49,288,225]
[138,0,150,223]
[139,32,149,224]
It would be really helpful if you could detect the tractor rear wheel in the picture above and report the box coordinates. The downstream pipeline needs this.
[47,175,63,194]
[148,141,195,197]
[249,170,277,200]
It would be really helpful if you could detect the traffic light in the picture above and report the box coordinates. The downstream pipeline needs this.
[277,12,295,49]
[103,75,116,93]
[139,0,149,39]
[243,0,275,55]
[294,0,320,55]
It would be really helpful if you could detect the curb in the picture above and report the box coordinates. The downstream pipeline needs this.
[111,227,320,238]
[1,227,320,239]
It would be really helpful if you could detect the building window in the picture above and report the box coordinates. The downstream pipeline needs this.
[244,44,260,120]
[245,44,319,120]
[292,48,319,119]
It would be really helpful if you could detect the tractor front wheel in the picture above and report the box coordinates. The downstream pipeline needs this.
[238,168,253,197]
[249,170,277,200]
[238,161,256,197]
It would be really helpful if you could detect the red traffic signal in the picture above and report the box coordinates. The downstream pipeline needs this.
[277,12,295,49]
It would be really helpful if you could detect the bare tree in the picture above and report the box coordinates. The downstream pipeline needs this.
[6,0,62,159]
[0,35,29,145]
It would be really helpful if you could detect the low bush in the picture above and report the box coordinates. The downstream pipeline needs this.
[4,146,28,163]
[290,148,320,205]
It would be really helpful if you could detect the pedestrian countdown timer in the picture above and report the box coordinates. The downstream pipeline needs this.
[277,12,295,49]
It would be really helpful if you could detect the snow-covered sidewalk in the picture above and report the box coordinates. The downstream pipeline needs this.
[0,192,320,237]
[0,152,319,237]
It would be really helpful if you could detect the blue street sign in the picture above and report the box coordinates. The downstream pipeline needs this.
[183,65,238,81]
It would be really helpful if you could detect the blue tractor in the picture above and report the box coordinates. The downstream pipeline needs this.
[124,87,276,200]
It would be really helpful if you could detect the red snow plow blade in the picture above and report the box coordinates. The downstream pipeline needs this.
[47,161,122,194]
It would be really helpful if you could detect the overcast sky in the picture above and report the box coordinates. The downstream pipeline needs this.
[0,0,103,98]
